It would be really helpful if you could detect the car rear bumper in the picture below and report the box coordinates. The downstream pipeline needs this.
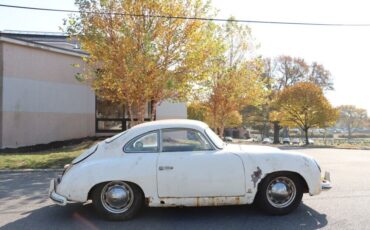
[49,179,67,206]
[321,171,332,190]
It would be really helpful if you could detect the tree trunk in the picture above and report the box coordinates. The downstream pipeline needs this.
[138,102,146,123]
[127,104,134,129]
[348,125,352,139]
[260,129,264,140]
[283,127,289,138]
[151,100,157,121]
[219,125,225,138]
[273,121,280,144]
[304,128,309,145]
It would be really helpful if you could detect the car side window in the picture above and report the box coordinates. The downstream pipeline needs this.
[162,129,214,152]
[125,131,158,153]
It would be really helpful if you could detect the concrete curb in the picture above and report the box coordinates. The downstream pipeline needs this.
[234,142,370,150]
[276,146,370,150]
[0,168,63,173]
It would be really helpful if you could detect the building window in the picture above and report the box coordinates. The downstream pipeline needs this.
[95,97,152,133]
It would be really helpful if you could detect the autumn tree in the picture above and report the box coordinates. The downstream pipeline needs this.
[275,82,338,144]
[274,56,309,91]
[187,101,207,122]
[308,62,333,91]
[242,105,271,139]
[271,56,333,91]
[250,56,334,143]
[66,0,219,125]
[337,105,368,138]
[197,19,264,137]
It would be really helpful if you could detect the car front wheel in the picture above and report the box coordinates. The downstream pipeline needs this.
[92,181,144,220]
[256,173,303,215]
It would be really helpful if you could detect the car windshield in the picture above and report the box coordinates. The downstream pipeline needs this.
[205,128,224,149]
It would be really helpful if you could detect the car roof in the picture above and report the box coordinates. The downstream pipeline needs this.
[132,119,209,131]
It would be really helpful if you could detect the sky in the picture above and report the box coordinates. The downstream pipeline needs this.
[0,0,369,113]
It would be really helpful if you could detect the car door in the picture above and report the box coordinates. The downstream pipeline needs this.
[157,128,246,198]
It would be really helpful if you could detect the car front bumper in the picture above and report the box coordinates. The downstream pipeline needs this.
[321,171,332,190]
[49,178,67,206]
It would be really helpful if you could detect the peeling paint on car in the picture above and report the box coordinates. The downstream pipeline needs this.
[145,197,153,205]
[150,196,247,207]
[235,196,240,205]
[251,167,262,188]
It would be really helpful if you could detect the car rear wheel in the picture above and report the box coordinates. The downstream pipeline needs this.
[256,173,303,215]
[92,181,144,220]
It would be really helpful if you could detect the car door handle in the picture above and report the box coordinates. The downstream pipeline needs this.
[158,166,174,171]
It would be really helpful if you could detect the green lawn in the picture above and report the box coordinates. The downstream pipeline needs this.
[0,141,94,169]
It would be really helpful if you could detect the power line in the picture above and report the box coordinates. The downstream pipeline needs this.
[1,3,370,27]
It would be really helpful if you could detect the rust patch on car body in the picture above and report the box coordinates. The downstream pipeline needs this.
[149,196,246,207]
[145,197,154,205]
[235,196,240,205]
[251,167,262,188]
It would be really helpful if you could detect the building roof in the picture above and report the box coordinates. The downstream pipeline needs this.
[0,30,88,57]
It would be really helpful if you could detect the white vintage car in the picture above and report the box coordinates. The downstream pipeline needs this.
[49,119,331,220]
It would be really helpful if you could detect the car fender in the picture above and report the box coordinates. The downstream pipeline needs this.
[57,153,158,202]
[236,151,321,202]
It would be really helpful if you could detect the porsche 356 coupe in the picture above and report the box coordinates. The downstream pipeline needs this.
[49,119,331,220]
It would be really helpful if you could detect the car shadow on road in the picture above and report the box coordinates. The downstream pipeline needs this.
[0,202,327,230]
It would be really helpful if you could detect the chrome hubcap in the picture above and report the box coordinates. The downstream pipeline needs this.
[101,181,134,213]
[266,176,296,208]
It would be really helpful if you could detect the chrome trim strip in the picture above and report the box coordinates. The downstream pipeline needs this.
[73,144,98,165]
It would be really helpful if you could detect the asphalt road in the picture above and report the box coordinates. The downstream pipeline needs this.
[1,148,370,230]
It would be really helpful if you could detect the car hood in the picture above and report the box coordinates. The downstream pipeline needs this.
[224,144,282,153]
[224,144,312,159]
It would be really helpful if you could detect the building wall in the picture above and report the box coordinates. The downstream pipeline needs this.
[0,43,3,148]
[1,41,95,148]
[0,39,188,148]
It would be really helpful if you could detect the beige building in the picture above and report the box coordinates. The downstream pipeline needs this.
[0,31,186,149]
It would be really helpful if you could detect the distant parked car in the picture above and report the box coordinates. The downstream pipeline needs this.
[224,136,233,142]
[262,137,273,144]
[283,138,291,145]
[292,138,301,145]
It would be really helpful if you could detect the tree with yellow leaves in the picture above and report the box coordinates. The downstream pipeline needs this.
[66,0,220,125]
[257,56,333,144]
[337,105,368,139]
[275,82,338,144]
[200,19,265,137]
